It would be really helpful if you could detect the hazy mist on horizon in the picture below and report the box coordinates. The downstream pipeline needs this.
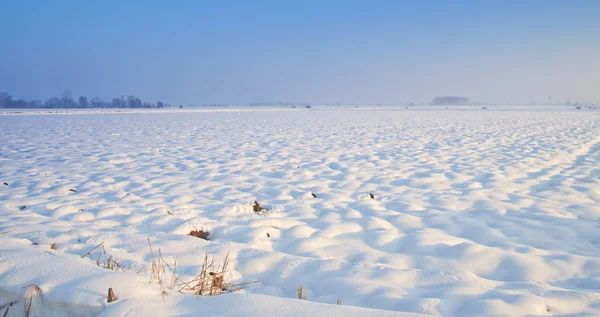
[1,1,599,105]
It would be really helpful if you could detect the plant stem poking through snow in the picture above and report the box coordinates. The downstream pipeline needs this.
[23,284,42,317]
[0,301,17,317]
[81,241,105,258]
[107,288,116,303]
[81,241,129,271]
[170,259,177,289]
[147,238,166,300]
[297,284,307,300]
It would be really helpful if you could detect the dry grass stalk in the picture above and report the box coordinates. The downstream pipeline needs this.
[188,230,209,240]
[170,259,177,289]
[0,229,17,235]
[99,256,129,272]
[23,284,42,317]
[50,243,57,250]
[147,238,166,300]
[297,284,307,300]
[0,301,17,311]
[158,249,167,278]
[81,242,105,258]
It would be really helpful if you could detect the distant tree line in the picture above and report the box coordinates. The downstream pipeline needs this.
[0,91,169,109]
[432,96,470,105]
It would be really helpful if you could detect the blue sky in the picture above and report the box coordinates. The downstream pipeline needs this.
[1,1,599,104]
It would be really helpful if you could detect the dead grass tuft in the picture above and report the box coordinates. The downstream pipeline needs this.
[50,243,58,250]
[177,251,258,297]
[188,230,209,240]
[84,238,257,301]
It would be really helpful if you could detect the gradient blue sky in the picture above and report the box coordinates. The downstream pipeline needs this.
[1,1,599,105]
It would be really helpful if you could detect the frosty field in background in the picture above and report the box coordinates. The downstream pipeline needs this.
[1,106,599,316]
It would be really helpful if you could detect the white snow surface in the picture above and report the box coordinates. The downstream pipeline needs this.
[1,106,600,316]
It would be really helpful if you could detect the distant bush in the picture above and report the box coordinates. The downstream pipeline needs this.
[432,96,469,105]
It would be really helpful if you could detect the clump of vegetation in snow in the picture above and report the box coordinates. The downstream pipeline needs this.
[253,201,268,214]
[297,284,307,300]
[146,238,258,297]
[188,230,209,240]
[81,242,132,272]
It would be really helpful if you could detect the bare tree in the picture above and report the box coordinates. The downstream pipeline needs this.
[78,96,90,108]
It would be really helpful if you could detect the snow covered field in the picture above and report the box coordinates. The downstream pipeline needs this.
[1,106,599,316]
